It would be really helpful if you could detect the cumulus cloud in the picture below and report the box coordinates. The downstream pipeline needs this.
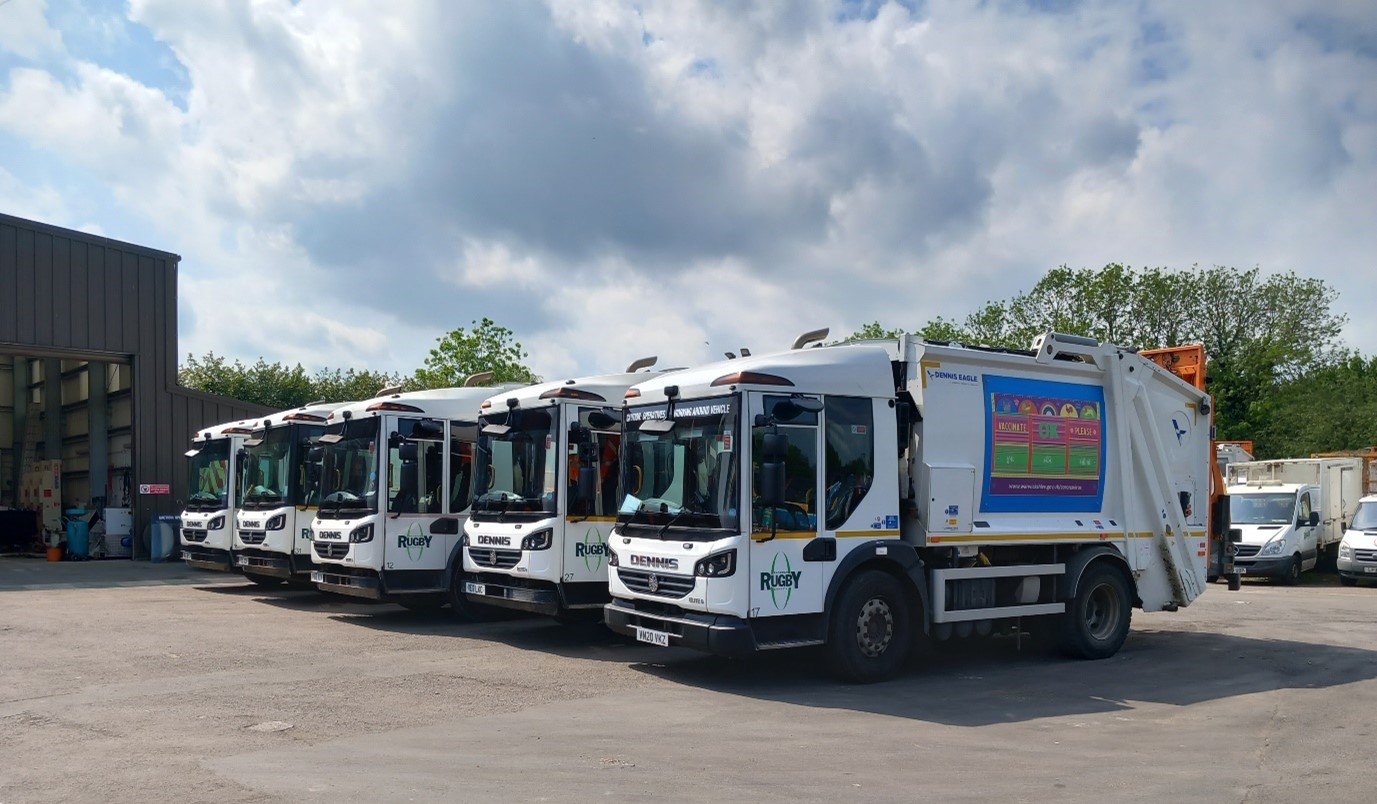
[0,0,1374,381]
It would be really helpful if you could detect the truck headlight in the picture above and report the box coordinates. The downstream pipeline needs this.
[265,514,286,531]
[1339,543,1353,560]
[207,515,225,530]
[521,528,553,551]
[1260,538,1285,557]
[350,524,374,543]
[607,549,619,567]
[695,549,736,577]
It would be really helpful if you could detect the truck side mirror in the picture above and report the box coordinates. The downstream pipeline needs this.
[398,442,417,463]
[1307,511,1319,527]
[307,445,324,462]
[759,461,785,506]
[761,432,788,461]
[1228,527,1243,543]
[575,466,597,504]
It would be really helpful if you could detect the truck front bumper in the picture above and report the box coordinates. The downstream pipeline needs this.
[1232,555,1293,578]
[467,574,608,616]
[234,550,311,579]
[181,547,236,573]
[604,597,755,656]
[312,565,383,599]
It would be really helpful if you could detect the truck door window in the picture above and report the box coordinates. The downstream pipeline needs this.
[823,397,875,530]
[388,419,441,515]
[753,396,819,532]
[573,407,621,516]
[449,421,477,514]
[1298,492,1312,524]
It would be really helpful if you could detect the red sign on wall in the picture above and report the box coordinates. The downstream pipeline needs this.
[139,483,171,495]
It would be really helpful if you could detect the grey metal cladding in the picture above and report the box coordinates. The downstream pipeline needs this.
[0,211,271,542]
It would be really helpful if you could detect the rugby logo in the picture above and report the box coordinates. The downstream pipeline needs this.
[398,522,432,561]
[574,526,607,573]
[760,552,802,610]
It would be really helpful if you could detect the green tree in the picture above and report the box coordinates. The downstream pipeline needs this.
[1250,354,1377,458]
[179,353,402,409]
[411,317,538,389]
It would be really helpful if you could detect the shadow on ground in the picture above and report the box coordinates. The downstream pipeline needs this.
[622,627,1377,726]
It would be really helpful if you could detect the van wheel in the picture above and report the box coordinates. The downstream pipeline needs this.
[827,570,912,683]
[1279,556,1302,586]
[244,573,284,588]
[1339,575,1358,587]
[1057,563,1132,660]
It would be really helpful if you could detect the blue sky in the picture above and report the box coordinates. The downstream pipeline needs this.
[1,0,1375,380]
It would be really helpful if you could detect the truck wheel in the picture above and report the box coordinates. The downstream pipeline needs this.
[1057,563,1132,660]
[447,568,504,622]
[1227,573,1241,591]
[244,573,284,588]
[1279,556,1302,586]
[827,570,912,683]
[1339,575,1358,587]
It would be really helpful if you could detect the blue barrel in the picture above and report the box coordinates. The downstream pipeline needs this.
[66,511,90,558]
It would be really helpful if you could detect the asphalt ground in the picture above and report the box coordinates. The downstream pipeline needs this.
[2,558,1375,803]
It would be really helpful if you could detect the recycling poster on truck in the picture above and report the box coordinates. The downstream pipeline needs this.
[981,375,1106,513]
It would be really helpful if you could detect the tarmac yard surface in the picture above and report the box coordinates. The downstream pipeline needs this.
[2,561,1376,803]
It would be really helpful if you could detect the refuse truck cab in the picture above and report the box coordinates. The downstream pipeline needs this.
[180,418,258,572]
[461,358,664,620]
[232,401,347,586]
[309,379,521,611]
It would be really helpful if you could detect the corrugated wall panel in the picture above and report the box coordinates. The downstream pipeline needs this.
[16,228,35,342]
[0,223,16,342]
[69,240,89,347]
[34,231,53,346]
[51,236,72,348]
[86,244,105,350]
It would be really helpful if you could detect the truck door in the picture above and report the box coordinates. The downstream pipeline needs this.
[382,417,450,581]
[748,393,824,617]
[1297,489,1318,570]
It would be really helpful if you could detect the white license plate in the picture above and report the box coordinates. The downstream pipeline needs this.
[1235,567,1247,575]
[464,581,486,596]
[236,555,249,566]
[635,627,671,647]
[180,551,191,560]
[1365,567,1377,574]
[310,571,324,583]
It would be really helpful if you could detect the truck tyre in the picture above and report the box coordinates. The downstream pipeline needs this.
[244,573,284,588]
[1057,563,1132,660]
[1279,556,1302,586]
[1339,575,1358,587]
[1227,573,1241,591]
[827,570,912,683]
[446,567,504,622]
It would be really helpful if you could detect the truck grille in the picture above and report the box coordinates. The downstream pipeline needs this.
[1355,549,1377,563]
[468,548,521,569]
[616,568,694,599]
[238,531,266,545]
[1234,544,1260,558]
[314,542,348,560]
[181,529,207,543]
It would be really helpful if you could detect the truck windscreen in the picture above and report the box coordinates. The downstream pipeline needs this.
[618,395,739,537]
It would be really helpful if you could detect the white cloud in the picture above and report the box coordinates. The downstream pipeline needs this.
[0,0,1373,383]
[0,0,63,59]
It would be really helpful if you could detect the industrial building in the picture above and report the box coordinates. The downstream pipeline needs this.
[0,211,270,556]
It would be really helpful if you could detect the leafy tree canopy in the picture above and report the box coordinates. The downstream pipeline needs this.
[844,264,1351,457]
[411,317,538,389]
[179,352,401,410]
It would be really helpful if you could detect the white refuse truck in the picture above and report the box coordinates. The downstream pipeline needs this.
[461,358,663,620]
[604,331,1218,682]
[232,402,346,586]
[180,418,259,572]
[309,378,520,611]
[1226,457,1370,583]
